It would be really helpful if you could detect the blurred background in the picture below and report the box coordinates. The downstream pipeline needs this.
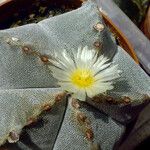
[114,0,150,40]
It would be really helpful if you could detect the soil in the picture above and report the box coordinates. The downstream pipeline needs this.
[0,1,74,29]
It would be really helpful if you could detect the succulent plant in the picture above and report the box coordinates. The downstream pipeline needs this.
[132,0,149,22]
[114,0,150,24]
[0,1,149,150]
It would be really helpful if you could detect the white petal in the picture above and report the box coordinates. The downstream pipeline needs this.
[76,59,89,69]
[95,82,114,91]
[59,82,87,101]
[58,82,78,93]
[50,59,67,70]
[93,57,109,74]
[56,50,76,71]
[95,65,121,81]
[80,47,96,62]
[94,55,109,67]
[72,89,86,101]
[86,87,100,98]
[86,82,114,98]
[93,55,105,66]
[52,72,70,81]
[80,46,87,62]
[93,63,111,75]
[95,74,119,82]
[49,66,71,80]
[83,49,93,61]
[62,49,75,65]
[77,47,82,60]
[72,46,97,70]
[95,69,121,82]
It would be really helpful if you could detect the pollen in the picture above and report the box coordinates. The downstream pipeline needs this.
[70,68,95,88]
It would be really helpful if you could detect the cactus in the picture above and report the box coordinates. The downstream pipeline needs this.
[0,1,149,149]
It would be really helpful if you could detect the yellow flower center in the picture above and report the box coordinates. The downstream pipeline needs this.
[70,68,95,88]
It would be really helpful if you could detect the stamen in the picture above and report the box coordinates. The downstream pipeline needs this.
[70,69,94,88]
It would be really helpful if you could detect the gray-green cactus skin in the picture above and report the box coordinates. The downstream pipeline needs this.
[0,88,64,145]
[0,1,149,149]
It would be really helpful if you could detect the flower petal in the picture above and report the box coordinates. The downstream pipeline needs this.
[86,82,114,98]
[49,66,71,81]
[93,56,110,74]
[55,50,76,71]
[93,63,111,75]
[76,47,97,70]
[58,82,78,93]
[95,65,121,81]
[72,89,86,101]
[86,87,100,98]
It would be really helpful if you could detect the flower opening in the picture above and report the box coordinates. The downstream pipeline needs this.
[49,46,121,101]
[70,68,95,88]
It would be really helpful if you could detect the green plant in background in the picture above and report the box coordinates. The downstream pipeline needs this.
[132,0,149,22]
[114,0,150,25]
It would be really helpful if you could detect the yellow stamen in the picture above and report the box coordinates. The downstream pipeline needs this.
[70,69,94,88]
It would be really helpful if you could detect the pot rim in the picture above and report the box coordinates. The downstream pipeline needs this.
[0,0,12,7]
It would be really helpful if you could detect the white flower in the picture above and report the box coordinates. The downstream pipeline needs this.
[49,46,121,101]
